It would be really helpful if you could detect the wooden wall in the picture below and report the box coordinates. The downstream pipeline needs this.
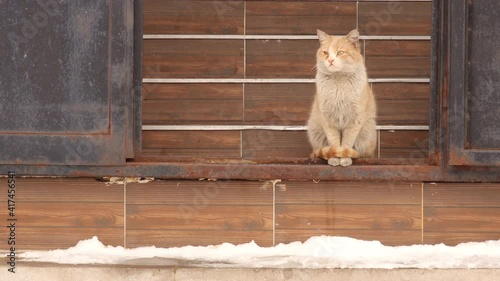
[2,178,499,251]
[141,0,432,160]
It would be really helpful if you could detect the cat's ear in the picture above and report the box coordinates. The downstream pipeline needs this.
[317,29,330,43]
[346,29,360,46]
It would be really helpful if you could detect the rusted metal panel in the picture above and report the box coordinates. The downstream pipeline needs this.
[0,0,134,165]
[448,0,500,166]
[0,162,442,181]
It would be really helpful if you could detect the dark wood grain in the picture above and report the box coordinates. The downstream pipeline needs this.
[276,229,421,246]
[127,180,273,205]
[276,204,421,230]
[142,131,241,158]
[365,41,431,78]
[144,0,244,34]
[424,207,500,232]
[379,130,429,159]
[143,84,243,125]
[424,232,500,246]
[14,227,124,250]
[246,40,317,78]
[0,178,123,203]
[143,83,243,101]
[244,83,314,125]
[377,99,429,125]
[127,229,273,248]
[242,130,311,159]
[17,202,123,228]
[128,205,273,230]
[372,83,430,100]
[246,1,356,35]
[424,183,500,207]
[143,40,244,78]
[373,82,430,126]
[422,183,500,245]
[358,2,432,36]
[277,181,421,205]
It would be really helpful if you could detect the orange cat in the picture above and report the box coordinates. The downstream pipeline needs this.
[307,29,377,167]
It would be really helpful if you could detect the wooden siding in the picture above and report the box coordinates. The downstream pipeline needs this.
[3,178,500,251]
[0,178,124,250]
[141,0,432,160]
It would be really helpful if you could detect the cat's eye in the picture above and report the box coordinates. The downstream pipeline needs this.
[322,51,329,56]
[337,51,345,56]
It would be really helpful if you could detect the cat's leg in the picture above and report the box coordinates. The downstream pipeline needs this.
[307,118,329,153]
[353,120,377,158]
[323,128,342,166]
[339,121,364,166]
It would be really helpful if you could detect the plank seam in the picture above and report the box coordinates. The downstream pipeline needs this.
[142,125,430,131]
[143,35,431,40]
[142,78,431,83]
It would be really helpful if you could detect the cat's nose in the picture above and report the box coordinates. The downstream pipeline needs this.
[328,59,335,64]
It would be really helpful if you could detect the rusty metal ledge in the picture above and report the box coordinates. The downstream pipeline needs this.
[0,162,498,182]
[0,163,442,181]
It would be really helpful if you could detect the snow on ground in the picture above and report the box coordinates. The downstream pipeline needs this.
[20,236,500,269]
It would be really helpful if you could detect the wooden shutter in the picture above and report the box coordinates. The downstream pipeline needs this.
[448,0,500,166]
[0,0,134,165]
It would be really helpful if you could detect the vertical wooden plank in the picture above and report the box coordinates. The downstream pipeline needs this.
[144,0,244,34]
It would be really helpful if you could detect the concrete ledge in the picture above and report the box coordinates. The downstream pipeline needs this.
[2,265,500,281]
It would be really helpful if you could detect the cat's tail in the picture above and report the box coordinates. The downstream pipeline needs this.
[312,146,360,159]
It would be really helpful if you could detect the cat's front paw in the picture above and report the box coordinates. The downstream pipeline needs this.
[328,158,340,166]
[340,157,352,167]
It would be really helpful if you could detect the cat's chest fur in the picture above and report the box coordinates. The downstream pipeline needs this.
[317,74,365,129]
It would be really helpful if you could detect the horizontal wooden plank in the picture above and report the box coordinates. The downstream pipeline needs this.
[17,202,124,228]
[127,180,273,205]
[246,2,356,35]
[424,183,500,207]
[246,40,317,78]
[142,131,241,158]
[276,205,421,230]
[372,82,430,100]
[276,181,421,205]
[242,130,311,159]
[127,229,273,248]
[143,100,243,125]
[244,83,314,125]
[143,83,243,125]
[12,227,124,250]
[143,83,243,101]
[358,2,432,36]
[424,207,500,232]
[143,40,244,78]
[424,232,500,246]
[365,40,431,57]
[276,229,421,246]
[127,205,273,230]
[365,41,431,78]
[380,130,429,159]
[144,0,244,35]
[0,178,123,203]
[377,99,429,125]
[139,148,241,158]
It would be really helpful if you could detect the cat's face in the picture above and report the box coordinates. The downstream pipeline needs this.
[316,29,363,74]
